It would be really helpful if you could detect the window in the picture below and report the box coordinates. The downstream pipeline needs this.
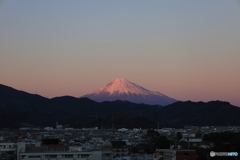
[61,155,73,158]
[29,156,41,158]
[183,153,189,156]
[45,155,57,158]
[81,155,89,158]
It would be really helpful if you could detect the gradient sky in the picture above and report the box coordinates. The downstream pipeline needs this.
[0,1,240,106]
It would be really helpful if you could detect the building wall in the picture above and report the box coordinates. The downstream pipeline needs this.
[154,149,197,160]
[0,142,16,160]
[153,149,176,160]
[17,140,113,160]
[0,142,15,149]
[19,151,113,160]
[112,148,128,158]
[176,150,197,160]
[183,138,202,142]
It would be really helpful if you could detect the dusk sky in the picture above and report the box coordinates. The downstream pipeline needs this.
[0,1,240,106]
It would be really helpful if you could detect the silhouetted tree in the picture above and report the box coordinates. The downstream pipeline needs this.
[140,130,170,153]
[195,131,202,138]
[176,132,182,141]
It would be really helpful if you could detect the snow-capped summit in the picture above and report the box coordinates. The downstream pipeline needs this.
[82,78,178,106]
[93,78,157,95]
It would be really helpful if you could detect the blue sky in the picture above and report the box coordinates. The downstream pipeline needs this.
[0,1,240,106]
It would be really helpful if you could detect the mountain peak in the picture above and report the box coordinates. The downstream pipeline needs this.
[110,78,133,86]
[113,78,128,82]
[97,78,154,95]
[107,78,131,89]
[82,78,178,106]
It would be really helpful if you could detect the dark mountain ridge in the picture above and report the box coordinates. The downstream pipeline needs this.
[0,83,239,128]
[154,100,240,126]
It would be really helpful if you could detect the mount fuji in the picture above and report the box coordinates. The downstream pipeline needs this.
[82,78,178,106]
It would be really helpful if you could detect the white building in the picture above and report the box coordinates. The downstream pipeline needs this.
[17,140,113,160]
[0,142,16,159]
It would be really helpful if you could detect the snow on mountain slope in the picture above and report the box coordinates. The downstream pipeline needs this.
[81,78,178,106]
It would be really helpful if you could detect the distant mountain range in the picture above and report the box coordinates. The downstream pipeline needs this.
[82,78,177,106]
[0,83,240,128]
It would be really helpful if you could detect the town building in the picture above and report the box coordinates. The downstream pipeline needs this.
[0,142,16,160]
[111,141,129,158]
[17,139,113,160]
[153,149,197,160]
